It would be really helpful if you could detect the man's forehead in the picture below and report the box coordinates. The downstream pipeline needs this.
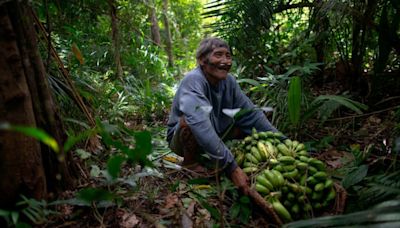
[211,46,230,53]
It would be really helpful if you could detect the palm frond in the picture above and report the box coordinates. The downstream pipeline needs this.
[302,95,368,123]
[358,170,400,207]
[285,199,400,228]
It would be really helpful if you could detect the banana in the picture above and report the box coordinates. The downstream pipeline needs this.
[256,175,274,190]
[291,204,300,215]
[271,198,293,222]
[283,168,299,179]
[296,161,308,171]
[282,165,296,172]
[309,158,326,171]
[295,143,306,152]
[251,146,263,162]
[313,171,328,181]
[324,179,334,189]
[306,176,318,185]
[299,174,307,185]
[245,153,259,164]
[326,187,336,202]
[257,142,268,160]
[243,166,258,173]
[284,139,293,148]
[244,136,253,144]
[277,143,291,156]
[235,152,245,166]
[297,150,309,157]
[311,191,323,201]
[278,156,296,165]
[273,132,284,138]
[263,170,279,188]
[256,183,270,194]
[269,158,279,166]
[271,170,285,187]
[243,162,257,168]
[265,141,277,158]
[287,183,301,193]
[314,183,325,192]
[292,140,299,151]
[299,155,310,163]
[308,166,318,175]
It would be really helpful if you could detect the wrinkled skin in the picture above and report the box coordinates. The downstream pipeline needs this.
[199,47,232,85]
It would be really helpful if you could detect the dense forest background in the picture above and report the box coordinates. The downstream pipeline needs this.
[1,0,400,227]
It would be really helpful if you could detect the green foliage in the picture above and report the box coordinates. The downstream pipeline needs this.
[229,195,251,224]
[284,199,400,228]
[0,123,59,153]
[0,195,60,227]
[287,76,302,127]
[303,95,368,124]
[342,164,369,189]
[76,188,117,204]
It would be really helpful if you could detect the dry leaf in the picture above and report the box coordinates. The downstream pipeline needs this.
[71,43,84,65]
[119,213,139,228]
[164,193,179,209]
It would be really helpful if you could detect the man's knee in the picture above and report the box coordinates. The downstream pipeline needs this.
[170,117,197,156]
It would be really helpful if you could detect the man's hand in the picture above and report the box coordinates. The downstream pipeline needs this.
[230,167,250,195]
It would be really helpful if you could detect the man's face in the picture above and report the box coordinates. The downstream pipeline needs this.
[200,47,232,85]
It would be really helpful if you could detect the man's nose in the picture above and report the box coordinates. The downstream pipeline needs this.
[221,56,231,64]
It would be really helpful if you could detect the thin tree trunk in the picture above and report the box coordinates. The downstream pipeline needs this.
[351,0,377,95]
[148,0,161,46]
[311,0,328,85]
[162,0,173,67]
[108,0,123,80]
[0,0,75,207]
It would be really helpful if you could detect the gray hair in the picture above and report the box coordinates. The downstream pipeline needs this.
[196,37,230,62]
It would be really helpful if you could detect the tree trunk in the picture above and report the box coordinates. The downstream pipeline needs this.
[351,0,377,94]
[162,0,173,67]
[0,0,75,208]
[311,0,328,85]
[108,0,123,80]
[148,0,161,46]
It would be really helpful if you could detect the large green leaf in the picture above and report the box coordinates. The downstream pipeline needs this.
[0,123,59,153]
[237,78,260,87]
[342,164,369,189]
[312,95,368,114]
[285,199,400,228]
[107,155,126,179]
[287,76,302,126]
[77,188,115,203]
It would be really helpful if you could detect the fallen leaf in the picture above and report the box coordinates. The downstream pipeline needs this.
[119,213,139,228]
[164,193,179,209]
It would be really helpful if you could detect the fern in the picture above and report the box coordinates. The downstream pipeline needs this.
[285,199,400,228]
[358,170,400,208]
[303,95,368,123]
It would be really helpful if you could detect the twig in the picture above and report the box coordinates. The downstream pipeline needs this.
[325,105,400,121]
[214,163,225,228]
[151,150,174,162]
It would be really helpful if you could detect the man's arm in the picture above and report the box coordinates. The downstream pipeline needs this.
[179,79,238,173]
[232,79,279,134]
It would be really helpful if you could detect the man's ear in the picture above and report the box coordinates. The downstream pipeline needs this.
[199,57,206,67]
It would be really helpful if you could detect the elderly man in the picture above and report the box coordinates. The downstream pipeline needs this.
[166,37,280,194]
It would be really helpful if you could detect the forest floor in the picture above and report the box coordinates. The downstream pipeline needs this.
[42,81,397,228]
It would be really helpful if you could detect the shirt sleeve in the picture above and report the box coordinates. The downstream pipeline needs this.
[178,78,237,173]
[232,79,279,135]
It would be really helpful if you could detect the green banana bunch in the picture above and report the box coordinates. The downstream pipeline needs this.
[227,130,337,222]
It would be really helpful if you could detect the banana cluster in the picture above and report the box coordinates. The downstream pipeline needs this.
[227,129,336,222]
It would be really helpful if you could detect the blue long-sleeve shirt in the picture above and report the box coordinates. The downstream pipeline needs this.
[167,66,278,173]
